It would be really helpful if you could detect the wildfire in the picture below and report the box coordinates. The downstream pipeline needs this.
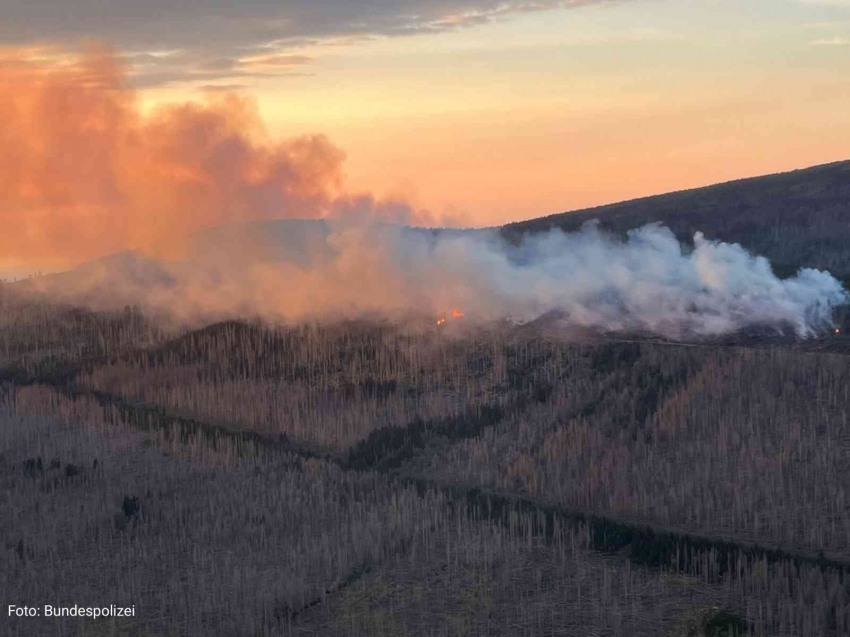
[436,308,465,326]
[836,328,842,335]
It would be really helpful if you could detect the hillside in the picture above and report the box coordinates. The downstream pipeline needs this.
[5,162,850,636]
[5,309,850,635]
[502,159,850,277]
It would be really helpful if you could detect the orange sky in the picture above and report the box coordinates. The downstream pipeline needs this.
[137,1,850,226]
[2,0,850,275]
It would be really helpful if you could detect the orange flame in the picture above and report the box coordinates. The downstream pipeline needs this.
[437,308,464,326]
[836,328,841,334]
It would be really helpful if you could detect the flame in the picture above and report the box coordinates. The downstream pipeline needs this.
[836,328,841,334]
[437,308,464,326]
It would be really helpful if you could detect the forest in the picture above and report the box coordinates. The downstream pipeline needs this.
[4,280,850,636]
[503,159,850,282]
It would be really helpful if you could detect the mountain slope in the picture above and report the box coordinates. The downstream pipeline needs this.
[502,159,850,276]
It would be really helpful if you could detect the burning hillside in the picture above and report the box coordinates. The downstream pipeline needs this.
[437,309,466,326]
[14,219,848,339]
[2,50,847,339]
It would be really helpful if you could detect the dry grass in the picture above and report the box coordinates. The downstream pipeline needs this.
[4,291,850,634]
[2,387,444,636]
[292,507,732,637]
[424,346,850,558]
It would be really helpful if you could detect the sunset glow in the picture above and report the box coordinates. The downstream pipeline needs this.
[2,0,850,274]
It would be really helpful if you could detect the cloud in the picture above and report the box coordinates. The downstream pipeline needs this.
[116,48,314,89]
[195,84,252,94]
[800,0,850,6]
[0,1,621,85]
[810,36,850,44]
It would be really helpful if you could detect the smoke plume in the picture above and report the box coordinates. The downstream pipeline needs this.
[17,220,847,338]
[3,46,846,338]
[0,45,425,271]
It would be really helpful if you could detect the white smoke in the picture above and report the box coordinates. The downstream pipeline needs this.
[19,220,848,338]
[445,222,846,337]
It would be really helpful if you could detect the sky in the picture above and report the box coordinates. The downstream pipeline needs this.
[1,0,850,277]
